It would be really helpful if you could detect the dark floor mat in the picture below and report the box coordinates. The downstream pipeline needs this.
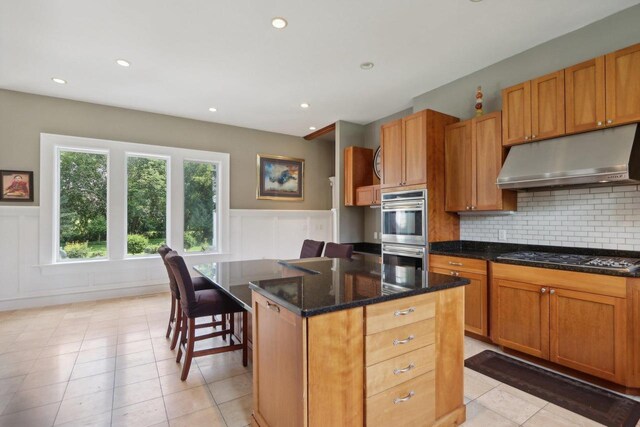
[465,350,640,427]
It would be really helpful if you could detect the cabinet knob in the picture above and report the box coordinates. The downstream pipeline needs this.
[471,206,477,210]
[597,121,603,126]
[524,136,530,140]
[607,119,613,124]
[466,206,471,210]
[531,135,537,139]
[550,289,556,295]
[450,271,459,276]
[541,288,547,294]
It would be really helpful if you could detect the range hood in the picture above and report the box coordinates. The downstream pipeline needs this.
[497,124,640,190]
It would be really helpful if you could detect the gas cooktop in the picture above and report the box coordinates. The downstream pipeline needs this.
[496,251,640,273]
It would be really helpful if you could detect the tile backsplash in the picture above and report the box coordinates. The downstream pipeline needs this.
[460,185,640,251]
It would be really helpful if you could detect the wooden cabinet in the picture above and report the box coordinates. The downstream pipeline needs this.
[565,57,606,133]
[445,112,515,212]
[502,71,564,146]
[380,120,403,188]
[402,111,428,186]
[344,146,373,206]
[355,185,381,206]
[430,255,489,337]
[606,43,640,127]
[490,263,634,385]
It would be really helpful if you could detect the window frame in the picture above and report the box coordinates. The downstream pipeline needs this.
[40,133,230,266]
[183,158,219,254]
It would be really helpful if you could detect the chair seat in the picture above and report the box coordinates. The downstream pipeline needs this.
[190,288,243,318]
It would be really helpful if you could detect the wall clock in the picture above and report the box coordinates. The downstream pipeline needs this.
[373,146,382,180]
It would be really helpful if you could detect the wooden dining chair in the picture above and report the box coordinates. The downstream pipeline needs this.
[324,242,354,259]
[300,239,325,258]
[158,245,225,350]
[165,251,248,381]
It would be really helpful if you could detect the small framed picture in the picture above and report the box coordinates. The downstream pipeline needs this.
[0,170,34,202]
[256,154,304,201]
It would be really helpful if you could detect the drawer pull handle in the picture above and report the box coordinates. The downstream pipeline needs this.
[394,391,415,404]
[393,363,415,375]
[266,301,280,313]
[450,271,459,277]
[394,307,415,317]
[393,335,415,346]
[448,261,463,266]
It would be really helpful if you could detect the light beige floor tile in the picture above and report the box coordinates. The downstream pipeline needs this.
[0,401,59,427]
[114,362,159,387]
[48,333,86,346]
[198,353,250,384]
[31,353,78,373]
[218,394,252,427]
[70,358,116,380]
[495,383,548,408]
[476,387,544,424]
[111,397,167,427]
[117,339,153,356]
[117,322,149,334]
[524,408,586,426]
[55,411,111,427]
[0,395,12,416]
[461,401,518,427]
[116,350,156,370]
[55,390,113,425]
[84,327,118,341]
[21,366,73,390]
[16,328,56,342]
[0,359,35,379]
[0,375,25,396]
[463,367,501,387]
[464,372,498,400]
[543,403,606,427]
[113,378,162,409]
[3,382,66,414]
[80,337,117,352]
[39,342,83,358]
[155,359,183,377]
[76,346,117,364]
[118,331,152,344]
[163,386,216,420]
[64,372,115,400]
[168,406,227,427]
[159,370,206,396]
[0,349,41,364]
[209,374,252,404]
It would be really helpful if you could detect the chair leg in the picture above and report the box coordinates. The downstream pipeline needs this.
[166,295,176,339]
[181,318,196,381]
[170,305,182,351]
[229,314,235,345]
[222,314,228,341]
[176,312,187,363]
[242,310,248,367]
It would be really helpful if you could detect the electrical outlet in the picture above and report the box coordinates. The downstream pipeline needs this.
[373,231,378,240]
[498,230,507,241]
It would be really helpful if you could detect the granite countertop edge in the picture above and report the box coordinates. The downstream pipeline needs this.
[248,276,469,318]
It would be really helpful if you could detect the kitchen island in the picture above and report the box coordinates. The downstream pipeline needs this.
[247,257,469,427]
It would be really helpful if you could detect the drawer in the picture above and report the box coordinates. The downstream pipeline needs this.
[365,318,435,366]
[366,370,435,427]
[365,293,436,335]
[430,254,487,275]
[366,345,435,397]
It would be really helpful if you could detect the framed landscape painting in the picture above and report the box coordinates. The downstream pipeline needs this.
[0,170,34,202]
[257,154,304,201]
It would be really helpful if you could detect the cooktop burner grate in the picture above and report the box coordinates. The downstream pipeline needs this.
[496,251,640,273]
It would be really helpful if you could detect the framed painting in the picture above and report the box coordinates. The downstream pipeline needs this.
[0,170,34,202]
[256,154,304,201]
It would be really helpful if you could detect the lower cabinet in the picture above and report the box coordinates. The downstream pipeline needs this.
[491,263,630,385]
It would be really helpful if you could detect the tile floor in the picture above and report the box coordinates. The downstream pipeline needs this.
[0,292,637,427]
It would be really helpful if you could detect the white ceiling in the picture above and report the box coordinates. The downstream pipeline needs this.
[1,0,639,137]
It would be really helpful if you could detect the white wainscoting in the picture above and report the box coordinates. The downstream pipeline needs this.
[0,207,333,311]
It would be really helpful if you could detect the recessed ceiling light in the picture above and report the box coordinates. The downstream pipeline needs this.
[360,62,374,70]
[271,17,288,29]
[300,103,310,109]
[51,77,67,84]
[599,180,609,183]
[309,126,317,131]
[116,59,131,67]
[208,107,217,112]
[469,0,483,2]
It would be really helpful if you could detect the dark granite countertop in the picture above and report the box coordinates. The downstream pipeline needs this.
[249,258,468,317]
[429,241,640,278]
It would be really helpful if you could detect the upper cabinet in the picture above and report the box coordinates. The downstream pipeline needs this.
[380,119,403,188]
[445,112,516,212]
[502,71,564,146]
[505,43,640,145]
[344,146,373,206]
[605,43,640,126]
[381,112,428,188]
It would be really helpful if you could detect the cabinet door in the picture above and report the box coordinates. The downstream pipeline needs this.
[252,293,305,427]
[373,186,381,205]
[402,111,427,186]
[444,121,472,212]
[531,70,565,141]
[565,57,606,134]
[381,120,403,188]
[502,82,531,146]
[550,288,627,383]
[355,186,374,206]
[492,279,549,359]
[473,112,503,211]
[606,43,640,126]
[432,268,487,337]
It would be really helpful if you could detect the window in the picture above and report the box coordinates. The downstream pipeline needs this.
[126,155,168,256]
[58,149,108,261]
[40,134,230,265]
[184,161,217,253]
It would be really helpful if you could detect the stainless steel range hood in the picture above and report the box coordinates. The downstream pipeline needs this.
[497,124,640,190]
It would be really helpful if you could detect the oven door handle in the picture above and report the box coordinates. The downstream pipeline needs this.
[383,246,426,258]
[381,201,424,210]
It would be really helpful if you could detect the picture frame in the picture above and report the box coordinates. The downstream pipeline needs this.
[256,154,304,201]
[0,170,34,202]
